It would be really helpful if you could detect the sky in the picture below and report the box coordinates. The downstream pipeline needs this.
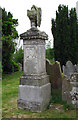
[0,0,78,48]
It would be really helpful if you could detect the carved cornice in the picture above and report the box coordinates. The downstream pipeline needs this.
[20,27,48,40]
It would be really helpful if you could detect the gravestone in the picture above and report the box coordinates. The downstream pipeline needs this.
[63,61,77,78]
[17,5,51,112]
[62,61,78,108]
[46,59,62,90]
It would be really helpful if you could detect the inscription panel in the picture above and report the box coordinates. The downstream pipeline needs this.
[25,47,36,61]
[24,46,38,75]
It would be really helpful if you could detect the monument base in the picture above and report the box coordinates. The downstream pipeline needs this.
[17,83,51,112]
[20,74,50,86]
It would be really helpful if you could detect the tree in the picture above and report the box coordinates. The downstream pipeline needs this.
[2,8,18,73]
[46,48,54,60]
[51,5,78,68]
[69,8,78,64]
[13,47,23,66]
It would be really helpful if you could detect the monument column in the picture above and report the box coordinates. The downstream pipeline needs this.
[17,5,51,112]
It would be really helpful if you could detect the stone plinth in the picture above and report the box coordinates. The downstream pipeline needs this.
[17,27,51,112]
[18,83,51,112]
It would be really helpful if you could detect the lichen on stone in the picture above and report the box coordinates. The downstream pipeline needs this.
[27,5,41,27]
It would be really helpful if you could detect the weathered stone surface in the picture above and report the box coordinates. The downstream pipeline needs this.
[62,61,78,108]
[62,76,72,103]
[70,73,78,82]
[46,59,62,90]
[17,5,51,112]
[23,43,46,76]
[20,27,48,40]
[17,83,51,112]
[20,74,49,86]
[27,5,41,27]
[63,61,77,78]
[70,87,78,108]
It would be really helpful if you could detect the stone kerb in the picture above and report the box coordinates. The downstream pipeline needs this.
[62,61,78,108]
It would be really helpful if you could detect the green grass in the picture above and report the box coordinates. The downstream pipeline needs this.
[2,71,78,118]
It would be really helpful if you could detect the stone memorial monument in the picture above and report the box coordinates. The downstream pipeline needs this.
[17,5,51,112]
[62,61,78,108]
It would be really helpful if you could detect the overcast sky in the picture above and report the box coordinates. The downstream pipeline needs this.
[0,0,78,48]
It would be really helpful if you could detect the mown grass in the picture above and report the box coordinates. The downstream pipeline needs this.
[2,71,78,118]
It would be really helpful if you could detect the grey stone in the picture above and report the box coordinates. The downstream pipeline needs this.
[17,83,51,112]
[63,61,77,78]
[20,74,49,86]
[20,27,48,40]
[17,5,51,112]
[23,43,46,75]
[62,61,78,108]
[62,76,72,103]
[70,87,78,108]
[70,73,78,82]
[27,5,41,27]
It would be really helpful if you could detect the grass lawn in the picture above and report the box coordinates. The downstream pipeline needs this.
[2,71,78,118]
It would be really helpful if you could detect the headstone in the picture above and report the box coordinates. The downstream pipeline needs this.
[17,5,51,112]
[46,59,62,90]
[63,61,77,78]
[62,61,78,108]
